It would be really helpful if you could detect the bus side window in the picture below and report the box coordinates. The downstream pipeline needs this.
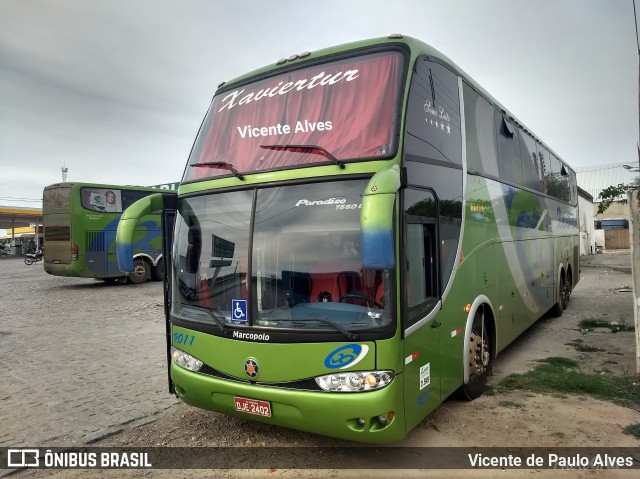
[404,57,462,167]
[520,130,542,193]
[495,114,522,186]
[406,224,437,302]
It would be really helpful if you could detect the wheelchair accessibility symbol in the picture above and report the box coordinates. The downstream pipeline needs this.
[231,299,247,323]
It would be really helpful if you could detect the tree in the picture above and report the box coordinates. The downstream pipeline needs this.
[597,177,640,215]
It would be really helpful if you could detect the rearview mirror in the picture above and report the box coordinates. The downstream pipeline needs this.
[116,193,166,272]
[360,165,401,269]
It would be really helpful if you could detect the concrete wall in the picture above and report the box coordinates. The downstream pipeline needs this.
[579,194,596,255]
[594,201,631,221]
[593,201,631,251]
[626,189,640,373]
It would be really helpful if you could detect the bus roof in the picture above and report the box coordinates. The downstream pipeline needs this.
[44,182,177,191]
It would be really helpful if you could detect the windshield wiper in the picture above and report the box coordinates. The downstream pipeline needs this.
[183,304,229,333]
[286,317,359,341]
[260,144,345,169]
[189,161,245,180]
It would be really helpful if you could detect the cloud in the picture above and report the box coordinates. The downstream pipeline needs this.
[0,0,637,206]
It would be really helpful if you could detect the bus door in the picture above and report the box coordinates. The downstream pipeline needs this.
[402,188,444,429]
[162,199,177,393]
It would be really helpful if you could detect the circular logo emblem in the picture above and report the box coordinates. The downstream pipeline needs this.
[244,358,259,378]
[324,344,369,369]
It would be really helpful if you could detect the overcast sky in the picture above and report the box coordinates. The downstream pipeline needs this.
[0,0,638,208]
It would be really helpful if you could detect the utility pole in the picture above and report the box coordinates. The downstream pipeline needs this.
[631,0,640,373]
[61,165,68,182]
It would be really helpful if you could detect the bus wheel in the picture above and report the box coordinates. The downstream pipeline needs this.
[458,311,491,401]
[551,277,565,317]
[152,258,164,281]
[129,259,150,284]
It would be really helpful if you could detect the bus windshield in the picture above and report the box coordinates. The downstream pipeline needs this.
[183,50,404,183]
[172,180,391,333]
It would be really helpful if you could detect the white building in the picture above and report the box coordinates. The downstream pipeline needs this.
[575,163,637,250]
[577,187,595,255]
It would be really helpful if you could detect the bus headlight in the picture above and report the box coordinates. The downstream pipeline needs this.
[315,371,394,392]
[170,347,203,372]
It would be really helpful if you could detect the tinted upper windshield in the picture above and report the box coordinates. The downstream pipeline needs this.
[183,51,404,182]
[172,180,392,333]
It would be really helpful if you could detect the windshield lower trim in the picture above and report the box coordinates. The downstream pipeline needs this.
[171,316,395,343]
[180,163,384,187]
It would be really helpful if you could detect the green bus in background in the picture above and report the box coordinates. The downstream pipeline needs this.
[116,35,579,442]
[43,182,177,284]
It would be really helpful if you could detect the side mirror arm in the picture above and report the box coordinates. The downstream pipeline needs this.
[116,193,168,272]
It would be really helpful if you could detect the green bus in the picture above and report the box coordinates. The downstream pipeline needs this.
[116,35,579,442]
[43,182,176,284]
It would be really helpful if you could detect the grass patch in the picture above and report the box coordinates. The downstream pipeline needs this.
[542,357,579,368]
[623,423,640,438]
[483,386,498,396]
[498,400,524,409]
[565,339,603,352]
[498,357,640,407]
[550,432,566,439]
[579,318,634,333]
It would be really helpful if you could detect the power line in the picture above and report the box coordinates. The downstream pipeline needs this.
[575,163,637,173]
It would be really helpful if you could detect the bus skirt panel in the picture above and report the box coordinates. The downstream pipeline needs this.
[171,363,406,443]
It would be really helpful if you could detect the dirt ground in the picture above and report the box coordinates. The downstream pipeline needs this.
[11,253,640,478]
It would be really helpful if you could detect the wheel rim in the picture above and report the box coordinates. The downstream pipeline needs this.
[133,263,146,279]
[469,329,490,380]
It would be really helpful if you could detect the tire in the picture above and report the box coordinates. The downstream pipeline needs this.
[550,275,565,317]
[128,259,151,284]
[24,257,33,265]
[457,310,491,401]
[152,258,164,281]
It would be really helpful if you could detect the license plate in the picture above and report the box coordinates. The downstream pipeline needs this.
[234,397,272,417]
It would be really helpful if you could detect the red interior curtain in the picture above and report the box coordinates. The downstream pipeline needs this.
[185,51,403,182]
